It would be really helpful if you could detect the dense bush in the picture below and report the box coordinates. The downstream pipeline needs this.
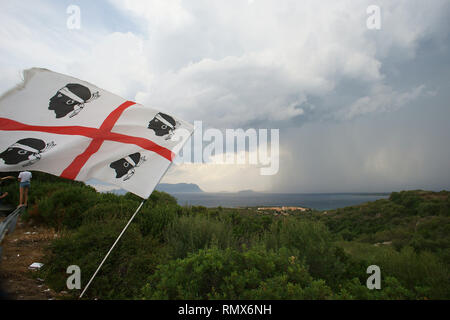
[337,242,450,299]
[142,246,333,300]
[166,215,236,259]
[81,198,141,224]
[337,277,415,300]
[41,219,164,299]
[135,203,178,239]
[371,247,450,299]
[222,211,273,241]
[34,185,98,229]
[319,191,450,254]
[261,219,358,288]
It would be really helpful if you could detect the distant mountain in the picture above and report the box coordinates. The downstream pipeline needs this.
[156,183,203,193]
[88,181,203,195]
[237,189,257,194]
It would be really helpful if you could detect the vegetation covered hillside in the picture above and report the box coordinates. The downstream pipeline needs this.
[317,190,450,264]
[1,173,448,299]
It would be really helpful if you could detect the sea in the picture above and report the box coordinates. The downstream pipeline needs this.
[169,192,390,211]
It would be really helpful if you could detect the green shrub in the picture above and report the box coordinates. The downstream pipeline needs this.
[42,219,164,299]
[338,242,450,299]
[373,247,450,299]
[147,191,178,207]
[262,219,351,287]
[135,203,178,239]
[166,215,235,259]
[36,185,98,229]
[81,199,141,224]
[337,277,414,300]
[141,246,333,300]
[221,210,273,241]
[389,191,423,212]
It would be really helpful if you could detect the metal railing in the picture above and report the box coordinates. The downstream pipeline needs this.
[0,206,25,260]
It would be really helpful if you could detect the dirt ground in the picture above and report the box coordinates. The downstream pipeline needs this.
[0,216,67,300]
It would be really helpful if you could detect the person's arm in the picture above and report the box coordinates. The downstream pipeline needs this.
[0,192,8,199]
[0,176,15,181]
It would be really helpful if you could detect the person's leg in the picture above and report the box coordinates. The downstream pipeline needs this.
[19,186,24,206]
[24,186,29,206]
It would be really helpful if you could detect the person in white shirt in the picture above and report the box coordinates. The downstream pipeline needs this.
[18,171,32,207]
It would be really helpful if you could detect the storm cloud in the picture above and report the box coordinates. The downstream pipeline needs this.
[0,0,449,192]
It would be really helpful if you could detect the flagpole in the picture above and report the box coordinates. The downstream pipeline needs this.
[79,199,146,299]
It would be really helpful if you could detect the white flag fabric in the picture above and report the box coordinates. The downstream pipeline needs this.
[0,68,193,198]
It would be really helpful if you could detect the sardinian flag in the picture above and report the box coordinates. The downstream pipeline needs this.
[0,68,193,198]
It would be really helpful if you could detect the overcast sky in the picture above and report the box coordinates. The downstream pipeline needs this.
[1,0,449,192]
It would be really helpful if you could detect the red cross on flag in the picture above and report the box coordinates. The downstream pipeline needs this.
[0,68,193,198]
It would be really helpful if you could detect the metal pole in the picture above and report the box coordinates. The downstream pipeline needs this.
[79,199,146,298]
